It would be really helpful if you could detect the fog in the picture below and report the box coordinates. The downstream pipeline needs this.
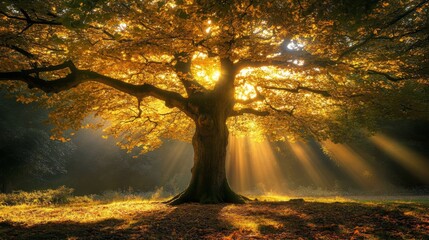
[1,95,428,196]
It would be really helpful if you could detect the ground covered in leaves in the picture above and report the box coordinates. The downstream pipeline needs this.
[1,197,428,239]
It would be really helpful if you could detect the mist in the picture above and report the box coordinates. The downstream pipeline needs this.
[1,94,428,196]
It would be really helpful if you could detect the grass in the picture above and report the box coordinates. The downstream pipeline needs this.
[0,186,74,206]
[0,189,428,239]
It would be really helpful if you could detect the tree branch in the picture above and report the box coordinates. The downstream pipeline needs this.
[1,44,35,59]
[259,84,332,97]
[214,57,237,91]
[338,36,373,61]
[384,0,428,27]
[366,70,407,82]
[0,61,190,114]
[235,59,293,70]
[265,101,295,116]
[345,63,421,82]
[337,0,428,60]
[234,94,265,104]
[0,8,61,32]
[229,108,269,117]
[235,55,335,71]
[173,52,206,96]
[234,84,265,104]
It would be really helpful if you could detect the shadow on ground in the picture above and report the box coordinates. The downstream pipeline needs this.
[0,201,428,239]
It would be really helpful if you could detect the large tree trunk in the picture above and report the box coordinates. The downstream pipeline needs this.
[168,108,246,204]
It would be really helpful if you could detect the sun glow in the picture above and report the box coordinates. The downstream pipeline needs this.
[237,66,292,79]
[286,41,305,51]
[236,83,258,100]
[191,52,221,88]
[236,67,255,77]
[212,70,220,80]
[117,22,127,31]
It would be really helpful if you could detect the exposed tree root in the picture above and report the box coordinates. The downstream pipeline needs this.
[165,183,247,205]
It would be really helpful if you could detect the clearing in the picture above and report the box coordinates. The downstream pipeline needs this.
[1,197,428,239]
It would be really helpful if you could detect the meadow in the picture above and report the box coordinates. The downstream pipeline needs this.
[1,187,428,239]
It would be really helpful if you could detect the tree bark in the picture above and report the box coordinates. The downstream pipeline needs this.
[168,128,245,204]
[167,99,246,204]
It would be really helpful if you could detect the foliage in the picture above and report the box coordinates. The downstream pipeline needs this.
[95,187,171,202]
[0,186,175,206]
[0,0,427,153]
[0,186,74,206]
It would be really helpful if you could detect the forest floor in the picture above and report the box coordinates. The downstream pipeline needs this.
[0,196,428,239]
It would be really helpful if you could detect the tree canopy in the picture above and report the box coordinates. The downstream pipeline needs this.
[1,0,428,153]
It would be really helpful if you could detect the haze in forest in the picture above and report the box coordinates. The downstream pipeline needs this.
[2,95,428,196]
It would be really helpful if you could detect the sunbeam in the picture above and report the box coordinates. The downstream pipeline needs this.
[154,141,193,184]
[370,134,429,184]
[286,142,328,187]
[226,137,288,194]
[322,141,385,190]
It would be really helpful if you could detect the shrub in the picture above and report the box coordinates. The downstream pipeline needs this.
[0,186,74,206]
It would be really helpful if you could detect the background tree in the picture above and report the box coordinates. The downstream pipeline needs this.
[0,0,428,203]
[0,98,75,193]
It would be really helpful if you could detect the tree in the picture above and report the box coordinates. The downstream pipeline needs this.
[0,98,75,193]
[0,0,428,203]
